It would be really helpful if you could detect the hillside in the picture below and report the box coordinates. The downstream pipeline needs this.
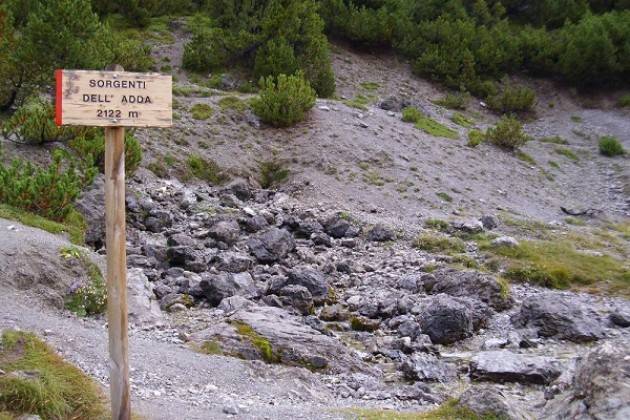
[1,2,630,420]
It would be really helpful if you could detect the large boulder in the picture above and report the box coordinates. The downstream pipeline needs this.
[208,221,241,246]
[367,224,395,242]
[511,295,603,343]
[0,219,105,309]
[286,268,329,304]
[400,353,455,382]
[126,268,163,326]
[323,214,359,239]
[74,175,105,248]
[470,351,562,385]
[544,338,630,419]
[426,269,513,311]
[247,228,295,263]
[190,306,373,374]
[458,387,530,420]
[210,252,254,273]
[417,294,474,345]
[199,272,259,306]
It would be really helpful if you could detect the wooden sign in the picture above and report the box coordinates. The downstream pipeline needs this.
[55,69,172,127]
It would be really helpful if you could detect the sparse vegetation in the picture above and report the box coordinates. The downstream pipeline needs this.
[0,204,86,245]
[190,103,214,120]
[251,73,316,127]
[0,330,108,419]
[344,94,373,110]
[232,321,279,363]
[467,130,484,147]
[402,107,458,139]
[617,94,630,108]
[424,218,449,232]
[485,116,529,150]
[344,398,489,420]
[599,136,625,157]
[554,147,579,161]
[434,92,468,110]
[415,233,465,254]
[219,96,248,112]
[451,113,474,128]
[539,136,568,145]
[516,151,536,165]
[62,246,107,317]
[436,192,453,202]
[259,160,290,189]
[186,155,229,185]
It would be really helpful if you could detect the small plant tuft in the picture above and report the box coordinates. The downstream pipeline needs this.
[598,136,625,157]
[434,92,468,110]
[258,160,289,189]
[415,233,465,254]
[467,129,484,147]
[190,103,214,120]
[186,155,229,185]
[485,115,529,150]
[62,246,107,317]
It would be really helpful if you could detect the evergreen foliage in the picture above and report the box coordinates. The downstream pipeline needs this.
[485,115,530,150]
[251,72,316,127]
[1,97,72,144]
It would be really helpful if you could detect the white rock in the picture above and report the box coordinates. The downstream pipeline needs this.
[491,236,519,247]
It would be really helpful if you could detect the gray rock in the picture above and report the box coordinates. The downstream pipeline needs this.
[310,232,333,247]
[323,214,359,238]
[278,285,314,315]
[166,233,196,247]
[219,193,242,208]
[190,306,373,374]
[75,175,105,247]
[211,252,254,273]
[367,224,395,242]
[159,293,191,312]
[480,215,499,230]
[225,179,252,201]
[199,272,259,306]
[247,228,295,263]
[218,295,254,312]
[418,294,474,345]
[238,215,269,233]
[609,309,630,328]
[144,210,173,233]
[458,386,529,420]
[166,246,196,266]
[470,351,562,385]
[398,274,422,293]
[544,338,630,419]
[401,353,455,382]
[127,268,163,326]
[208,221,240,246]
[291,218,324,238]
[453,220,484,233]
[427,269,513,311]
[286,268,329,304]
[319,304,350,321]
[491,236,519,248]
[511,295,603,342]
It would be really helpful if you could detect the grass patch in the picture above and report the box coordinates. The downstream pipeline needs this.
[344,94,373,110]
[186,155,229,185]
[199,340,223,355]
[363,170,385,186]
[0,204,86,245]
[0,330,108,419]
[570,115,582,123]
[190,103,213,120]
[359,82,379,91]
[232,321,279,363]
[259,160,289,189]
[424,218,449,232]
[565,216,586,226]
[548,161,560,169]
[599,136,625,157]
[344,399,494,420]
[451,113,474,128]
[467,129,484,147]
[554,147,579,161]
[61,246,107,317]
[402,107,459,139]
[616,94,630,108]
[433,92,468,110]
[436,192,453,202]
[415,233,465,254]
[516,151,536,165]
[489,240,629,293]
[539,136,568,145]
[218,96,248,112]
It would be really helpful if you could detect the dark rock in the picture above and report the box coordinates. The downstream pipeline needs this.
[292,218,324,238]
[544,338,630,419]
[238,215,269,233]
[336,260,353,274]
[310,232,333,247]
[166,246,196,266]
[208,221,240,246]
[609,309,630,328]
[480,215,499,230]
[396,319,421,339]
[418,294,473,345]
[319,304,349,321]
[428,269,513,311]
[511,295,603,343]
[144,210,173,233]
[153,283,173,299]
[211,252,254,273]
[248,228,295,263]
[219,193,242,208]
[367,224,395,242]
[75,175,105,248]
[458,387,529,420]
[278,285,314,315]
[159,293,192,312]
[199,272,259,306]
[401,353,455,382]
[340,238,357,248]
[286,268,329,304]
[167,233,196,247]
[470,351,562,385]
[225,179,252,201]
[398,274,422,293]
[323,214,359,239]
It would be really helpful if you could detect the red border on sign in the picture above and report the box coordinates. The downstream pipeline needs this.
[54,69,63,126]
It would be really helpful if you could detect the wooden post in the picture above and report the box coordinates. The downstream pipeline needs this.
[104,67,130,420]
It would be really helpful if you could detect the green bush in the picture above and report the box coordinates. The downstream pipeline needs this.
[434,92,468,110]
[599,136,625,157]
[485,115,529,150]
[401,106,422,123]
[191,103,214,120]
[251,72,316,127]
[186,155,229,185]
[1,97,72,144]
[0,151,83,221]
[617,94,630,108]
[68,131,143,177]
[487,84,536,113]
[467,129,484,147]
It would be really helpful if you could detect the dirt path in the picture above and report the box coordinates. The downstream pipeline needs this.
[0,290,349,420]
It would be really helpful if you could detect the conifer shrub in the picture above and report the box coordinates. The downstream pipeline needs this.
[485,115,529,150]
[68,131,143,177]
[1,97,72,144]
[0,151,83,221]
[487,84,536,114]
[251,72,316,127]
[599,136,625,157]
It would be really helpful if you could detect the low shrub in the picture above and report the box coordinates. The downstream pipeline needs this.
[467,129,484,147]
[415,233,465,254]
[487,84,536,114]
[186,155,229,185]
[0,151,83,221]
[485,116,529,150]
[190,103,214,120]
[434,92,468,110]
[599,136,625,157]
[402,107,422,123]
[251,73,316,127]
[68,131,142,177]
[0,97,72,144]
[617,94,630,108]
[259,160,289,189]
[402,107,458,139]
